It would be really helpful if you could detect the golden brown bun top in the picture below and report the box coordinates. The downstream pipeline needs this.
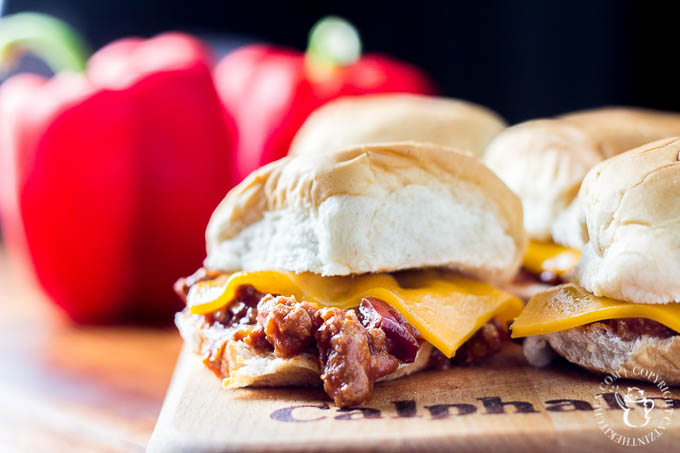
[484,107,680,244]
[289,94,506,158]
[483,119,601,241]
[576,137,680,303]
[205,142,526,282]
[561,107,680,158]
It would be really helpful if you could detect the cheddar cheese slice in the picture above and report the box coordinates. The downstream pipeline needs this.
[187,269,523,358]
[512,283,680,338]
[522,241,581,276]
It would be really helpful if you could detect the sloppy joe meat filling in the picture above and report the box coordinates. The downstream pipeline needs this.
[582,318,677,340]
[175,269,510,407]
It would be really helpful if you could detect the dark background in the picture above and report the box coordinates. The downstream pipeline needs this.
[2,0,679,124]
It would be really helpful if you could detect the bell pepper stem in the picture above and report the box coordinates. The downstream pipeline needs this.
[0,12,90,74]
[305,16,361,71]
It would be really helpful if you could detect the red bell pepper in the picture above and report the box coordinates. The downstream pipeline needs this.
[213,16,435,180]
[0,14,237,323]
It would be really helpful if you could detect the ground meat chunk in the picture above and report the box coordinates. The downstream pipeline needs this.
[315,308,398,407]
[452,320,510,365]
[235,324,273,354]
[428,348,452,371]
[205,285,263,327]
[602,318,676,341]
[364,327,401,378]
[202,337,229,377]
[256,295,321,357]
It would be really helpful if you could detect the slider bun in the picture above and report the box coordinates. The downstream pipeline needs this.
[483,119,601,241]
[551,198,589,250]
[176,310,433,388]
[485,108,680,246]
[576,138,680,303]
[561,107,680,158]
[528,324,680,385]
[205,142,526,283]
[223,339,433,389]
[289,94,506,158]
[553,108,680,248]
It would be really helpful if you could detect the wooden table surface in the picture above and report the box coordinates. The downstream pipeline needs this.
[0,247,182,452]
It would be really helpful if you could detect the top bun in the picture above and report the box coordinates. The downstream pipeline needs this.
[205,142,526,283]
[485,108,680,246]
[576,137,680,303]
[483,119,601,242]
[289,94,506,158]
[561,107,680,158]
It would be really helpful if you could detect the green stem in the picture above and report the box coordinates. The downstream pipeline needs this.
[0,12,90,74]
[305,16,361,70]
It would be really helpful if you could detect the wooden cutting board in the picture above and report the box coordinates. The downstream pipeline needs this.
[148,343,680,452]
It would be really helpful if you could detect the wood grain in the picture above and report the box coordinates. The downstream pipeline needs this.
[0,248,182,452]
[149,344,680,453]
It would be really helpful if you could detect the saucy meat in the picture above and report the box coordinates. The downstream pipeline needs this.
[600,318,676,341]
[177,275,513,407]
[452,320,509,365]
[256,295,321,357]
[187,287,421,407]
[428,321,513,369]
[316,308,399,407]
[205,285,263,326]
[428,348,452,371]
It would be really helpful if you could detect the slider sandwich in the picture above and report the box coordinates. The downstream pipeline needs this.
[513,138,680,383]
[484,108,680,297]
[289,94,506,158]
[175,142,526,407]
[560,107,680,158]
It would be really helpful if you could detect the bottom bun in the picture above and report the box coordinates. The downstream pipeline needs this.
[224,340,322,389]
[224,339,433,389]
[525,322,680,385]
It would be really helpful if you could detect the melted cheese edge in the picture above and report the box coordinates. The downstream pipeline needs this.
[512,283,680,337]
[522,241,581,276]
[187,269,523,358]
